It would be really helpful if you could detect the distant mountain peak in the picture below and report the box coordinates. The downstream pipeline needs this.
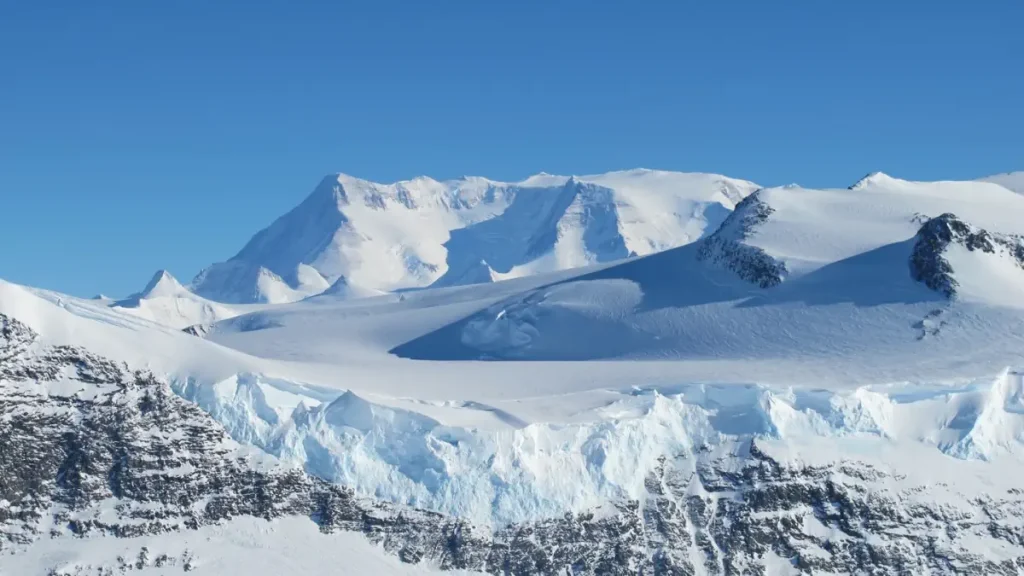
[139,270,185,299]
[849,171,898,190]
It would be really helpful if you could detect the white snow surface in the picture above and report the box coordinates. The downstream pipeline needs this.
[189,169,759,303]
[5,170,1024,528]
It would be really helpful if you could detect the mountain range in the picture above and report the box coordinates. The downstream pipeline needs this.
[6,168,1024,575]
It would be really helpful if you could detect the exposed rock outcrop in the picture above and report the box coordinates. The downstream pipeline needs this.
[696,192,787,288]
[911,213,1024,297]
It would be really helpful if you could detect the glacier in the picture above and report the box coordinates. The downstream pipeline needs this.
[172,369,1024,527]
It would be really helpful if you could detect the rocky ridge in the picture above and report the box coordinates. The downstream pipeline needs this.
[695,192,787,288]
[911,213,1024,298]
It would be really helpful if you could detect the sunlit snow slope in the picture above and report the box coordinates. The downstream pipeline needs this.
[189,169,759,303]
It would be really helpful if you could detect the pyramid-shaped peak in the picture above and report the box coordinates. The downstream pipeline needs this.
[323,275,351,294]
[140,269,186,299]
[849,171,900,190]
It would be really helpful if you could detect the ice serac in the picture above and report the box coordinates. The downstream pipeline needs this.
[189,170,759,303]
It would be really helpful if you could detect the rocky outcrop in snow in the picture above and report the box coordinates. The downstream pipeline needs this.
[911,213,1024,298]
[696,192,787,288]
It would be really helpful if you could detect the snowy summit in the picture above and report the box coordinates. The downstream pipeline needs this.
[189,169,760,303]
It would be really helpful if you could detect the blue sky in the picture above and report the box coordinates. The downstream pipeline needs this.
[2,1,1022,297]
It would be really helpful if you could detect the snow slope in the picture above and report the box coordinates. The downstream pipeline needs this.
[980,171,1024,194]
[190,169,759,303]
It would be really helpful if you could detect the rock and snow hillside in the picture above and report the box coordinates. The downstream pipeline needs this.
[189,169,759,304]
[7,169,1024,574]
[395,172,1024,363]
[6,308,1024,575]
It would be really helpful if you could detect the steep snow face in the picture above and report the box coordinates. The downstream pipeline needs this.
[190,170,758,303]
[109,270,254,330]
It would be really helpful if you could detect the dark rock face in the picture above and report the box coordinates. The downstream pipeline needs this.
[181,323,210,337]
[911,213,1024,297]
[696,193,787,288]
[4,312,1024,575]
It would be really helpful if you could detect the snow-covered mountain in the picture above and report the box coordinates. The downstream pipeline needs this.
[8,169,1024,574]
[190,169,759,303]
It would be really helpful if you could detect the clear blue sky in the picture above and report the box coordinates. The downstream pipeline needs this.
[2,1,1021,298]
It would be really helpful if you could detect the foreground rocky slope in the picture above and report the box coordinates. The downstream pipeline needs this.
[5,311,1024,575]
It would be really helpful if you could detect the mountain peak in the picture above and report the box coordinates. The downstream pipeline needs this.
[849,171,898,190]
[140,269,185,299]
[189,169,761,303]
